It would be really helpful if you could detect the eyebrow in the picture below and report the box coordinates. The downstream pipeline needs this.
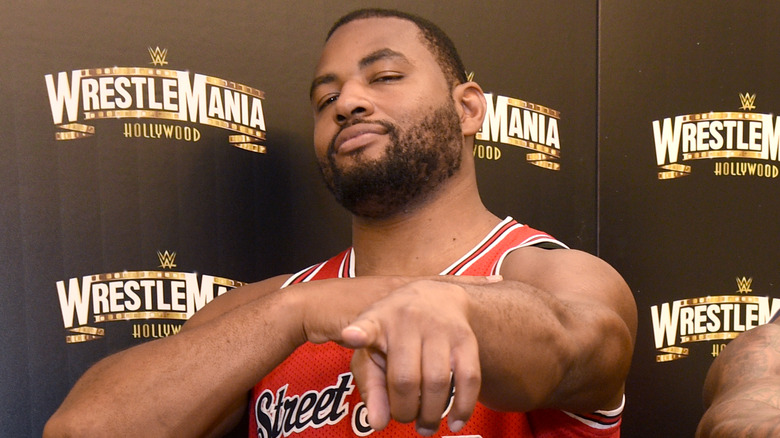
[309,48,410,99]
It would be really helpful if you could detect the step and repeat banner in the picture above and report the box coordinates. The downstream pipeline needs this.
[0,1,597,436]
[600,1,780,436]
[6,1,777,437]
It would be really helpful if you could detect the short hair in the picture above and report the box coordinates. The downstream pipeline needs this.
[326,8,468,86]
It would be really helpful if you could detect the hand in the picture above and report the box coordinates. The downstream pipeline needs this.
[341,275,501,435]
[298,276,409,345]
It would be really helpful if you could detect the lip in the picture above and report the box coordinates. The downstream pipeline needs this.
[333,123,387,154]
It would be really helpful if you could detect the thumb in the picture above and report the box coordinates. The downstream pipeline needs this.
[341,318,381,350]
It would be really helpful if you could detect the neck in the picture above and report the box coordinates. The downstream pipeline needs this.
[349,167,501,276]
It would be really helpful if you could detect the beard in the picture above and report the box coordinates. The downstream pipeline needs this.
[318,100,464,219]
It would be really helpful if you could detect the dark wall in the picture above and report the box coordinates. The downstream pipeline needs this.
[2,1,776,437]
[1,1,596,435]
[600,1,780,436]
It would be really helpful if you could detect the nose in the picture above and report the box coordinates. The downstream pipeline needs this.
[334,80,374,125]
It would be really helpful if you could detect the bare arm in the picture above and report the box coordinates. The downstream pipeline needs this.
[696,320,780,438]
[474,248,636,412]
[43,275,296,438]
[43,274,415,438]
[344,248,636,434]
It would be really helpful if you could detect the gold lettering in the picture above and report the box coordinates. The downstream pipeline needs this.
[119,122,201,142]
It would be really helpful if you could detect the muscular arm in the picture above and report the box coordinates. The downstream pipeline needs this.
[43,274,412,438]
[43,274,296,438]
[43,247,633,437]
[344,248,636,434]
[473,248,636,412]
[696,320,780,438]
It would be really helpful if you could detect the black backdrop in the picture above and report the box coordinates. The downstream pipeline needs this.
[601,1,780,436]
[1,1,777,436]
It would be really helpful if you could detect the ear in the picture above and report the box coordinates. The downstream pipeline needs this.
[451,81,486,137]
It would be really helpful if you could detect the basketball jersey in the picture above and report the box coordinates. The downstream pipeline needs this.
[249,217,623,437]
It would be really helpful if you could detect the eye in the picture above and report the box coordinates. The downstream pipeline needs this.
[371,72,404,83]
[316,94,339,112]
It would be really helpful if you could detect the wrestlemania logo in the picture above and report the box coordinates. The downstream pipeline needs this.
[474,75,562,170]
[45,47,266,153]
[650,276,780,362]
[653,93,780,179]
[55,251,246,343]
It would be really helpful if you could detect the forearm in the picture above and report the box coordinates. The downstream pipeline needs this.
[466,280,633,412]
[44,290,303,438]
[697,398,780,438]
[698,323,780,438]
[45,275,412,437]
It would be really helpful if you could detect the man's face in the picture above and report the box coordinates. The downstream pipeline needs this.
[310,17,464,218]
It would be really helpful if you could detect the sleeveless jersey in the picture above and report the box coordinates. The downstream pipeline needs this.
[249,217,623,437]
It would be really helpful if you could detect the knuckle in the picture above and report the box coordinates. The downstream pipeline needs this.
[390,373,419,395]
[423,374,451,394]
[457,366,481,387]
[398,306,425,321]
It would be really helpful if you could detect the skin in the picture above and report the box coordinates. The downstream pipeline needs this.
[697,319,780,438]
[44,16,637,438]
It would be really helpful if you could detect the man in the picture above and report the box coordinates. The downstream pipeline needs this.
[696,315,780,437]
[44,8,636,438]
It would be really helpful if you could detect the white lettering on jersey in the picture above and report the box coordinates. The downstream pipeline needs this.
[254,372,354,437]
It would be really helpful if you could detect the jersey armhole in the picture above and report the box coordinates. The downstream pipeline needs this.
[493,239,568,275]
[532,241,567,250]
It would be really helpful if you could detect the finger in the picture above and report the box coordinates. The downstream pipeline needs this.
[386,336,422,424]
[447,333,481,433]
[341,315,382,350]
[416,340,452,436]
[351,349,391,431]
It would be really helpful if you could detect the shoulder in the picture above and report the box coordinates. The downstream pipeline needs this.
[182,274,291,330]
[502,247,627,295]
[502,247,636,333]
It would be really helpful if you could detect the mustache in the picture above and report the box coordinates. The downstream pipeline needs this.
[327,119,397,156]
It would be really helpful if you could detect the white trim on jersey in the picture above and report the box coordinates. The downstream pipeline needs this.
[562,394,625,429]
[492,235,570,275]
[440,217,515,275]
[442,217,568,276]
[281,261,327,288]
[344,248,356,278]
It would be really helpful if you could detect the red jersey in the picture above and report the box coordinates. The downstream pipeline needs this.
[249,217,623,437]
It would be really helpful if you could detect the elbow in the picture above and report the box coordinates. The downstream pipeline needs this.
[591,311,635,389]
[603,311,635,376]
[41,418,58,438]
[593,314,635,404]
[557,309,635,411]
[43,411,83,438]
[44,406,113,438]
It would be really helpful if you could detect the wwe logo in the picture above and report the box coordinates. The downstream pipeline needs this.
[157,250,177,269]
[739,92,756,111]
[735,276,753,294]
[148,46,168,66]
